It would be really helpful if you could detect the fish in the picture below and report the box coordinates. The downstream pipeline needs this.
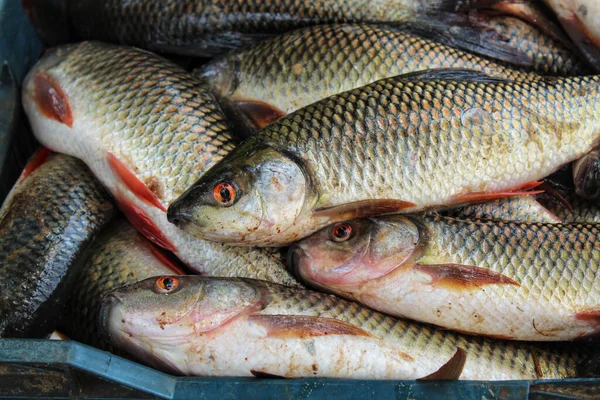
[21,41,299,286]
[447,195,561,223]
[289,213,600,341]
[64,0,508,58]
[197,24,546,134]
[100,275,585,379]
[61,218,186,349]
[0,152,116,338]
[572,149,600,199]
[168,69,600,246]
[544,0,600,71]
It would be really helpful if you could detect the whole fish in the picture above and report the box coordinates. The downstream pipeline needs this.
[447,195,560,223]
[545,0,600,71]
[572,149,600,199]
[289,214,600,341]
[168,69,600,246]
[61,219,185,349]
[198,24,543,133]
[22,42,299,286]
[100,275,584,379]
[0,152,116,338]
[65,0,496,58]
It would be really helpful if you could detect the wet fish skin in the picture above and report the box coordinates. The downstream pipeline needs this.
[22,41,299,286]
[61,219,183,349]
[0,153,116,338]
[538,181,600,223]
[65,0,460,57]
[168,70,600,246]
[197,24,534,133]
[101,275,582,379]
[290,213,600,341]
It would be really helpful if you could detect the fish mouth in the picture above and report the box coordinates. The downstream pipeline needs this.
[98,293,123,344]
[287,245,306,281]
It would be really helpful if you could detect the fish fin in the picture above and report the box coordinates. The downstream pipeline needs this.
[250,370,286,379]
[18,147,52,182]
[248,315,372,339]
[555,11,600,72]
[115,194,178,253]
[572,150,600,199]
[233,99,285,130]
[33,72,73,127]
[397,11,535,68]
[313,199,416,221]
[142,235,188,275]
[397,68,512,84]
[107,153,166,212]
[418,348,467,380]
[414,263,520,289]
[575,310,600,323]
[451,181,544,205]
[537,182,573,215]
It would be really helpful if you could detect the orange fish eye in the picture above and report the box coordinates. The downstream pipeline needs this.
[331,223,353,242]
[155,276,179,293]
[213,181,236,206]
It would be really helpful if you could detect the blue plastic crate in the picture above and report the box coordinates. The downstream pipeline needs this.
[0,1,599,398]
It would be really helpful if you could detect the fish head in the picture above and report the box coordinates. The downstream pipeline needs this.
[573,149,600,199]
[99,275,266,373]
[167,142,309,245]
[289,216,423,293]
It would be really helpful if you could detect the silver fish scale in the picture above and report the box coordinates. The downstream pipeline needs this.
[259,75,600,210]
[423,215,600,309]
[56,42,236,203]
[205,24,536,114]
[250,280,577,378]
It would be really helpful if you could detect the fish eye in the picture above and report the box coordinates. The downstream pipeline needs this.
[330,223,353,242]
[213,181,236,206]
[154,276,179,294]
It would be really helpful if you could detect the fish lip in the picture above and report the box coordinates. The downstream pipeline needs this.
[166,203,195,227]
[98,293,122,344]
[287,245,307,282]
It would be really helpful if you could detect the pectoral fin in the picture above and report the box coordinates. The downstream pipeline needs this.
[418,348,467,380]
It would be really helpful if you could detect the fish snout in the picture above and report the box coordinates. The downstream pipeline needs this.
[166,201,195,228]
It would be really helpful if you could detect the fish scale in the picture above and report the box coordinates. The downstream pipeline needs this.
[264,282,577,378]
[23,42,299,286]
[198,21,584,130]
[263,75,599,208]
[0,154,116,338]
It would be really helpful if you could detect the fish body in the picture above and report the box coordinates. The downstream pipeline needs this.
[538,182,600,223]
[545,0,600,71]
[65,0,463,57]
[101,275,582,379]
[62,219,184,349]
[198,24,542,133]
[0,153,116,337]
[168,70,600,246]
[290,214,600,341]
[22,42,299,286]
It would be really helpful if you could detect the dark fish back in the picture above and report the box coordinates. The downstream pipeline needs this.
[0,154,116,338]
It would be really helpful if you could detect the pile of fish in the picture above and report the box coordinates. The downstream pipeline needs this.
[4,0,600,381]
